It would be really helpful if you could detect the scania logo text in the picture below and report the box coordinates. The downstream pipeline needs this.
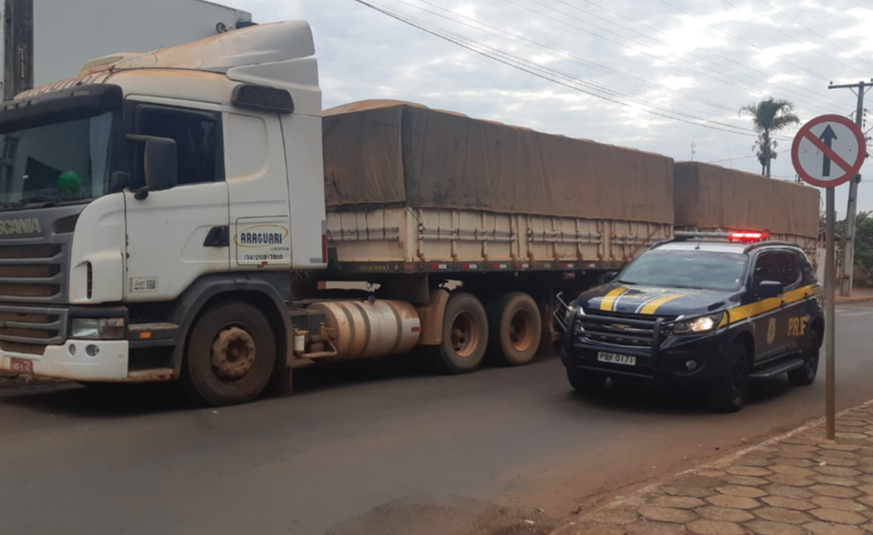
[0,218,41,236]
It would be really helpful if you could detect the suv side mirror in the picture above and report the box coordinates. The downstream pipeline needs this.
[757,280,784,299]
[143,138,178,193]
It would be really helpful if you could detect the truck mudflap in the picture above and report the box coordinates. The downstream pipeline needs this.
[0,340,130,381]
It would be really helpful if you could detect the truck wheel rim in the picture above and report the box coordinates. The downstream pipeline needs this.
[509,309,534,352]
[210,326,257,382]
[451,311,479,358]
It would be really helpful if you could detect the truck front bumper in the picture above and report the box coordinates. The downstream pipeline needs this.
[0,340,130,381]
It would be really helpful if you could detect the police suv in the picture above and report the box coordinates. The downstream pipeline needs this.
[561,232,824,412]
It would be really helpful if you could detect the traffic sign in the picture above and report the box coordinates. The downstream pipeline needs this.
[791,114,866,188]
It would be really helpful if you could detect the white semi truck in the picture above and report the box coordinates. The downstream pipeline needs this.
[0,21,819,405]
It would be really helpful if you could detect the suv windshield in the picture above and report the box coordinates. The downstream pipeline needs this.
[619,250,748,291]
[0,112,112,208]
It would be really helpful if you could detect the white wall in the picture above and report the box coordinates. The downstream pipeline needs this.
[33,0,251,86]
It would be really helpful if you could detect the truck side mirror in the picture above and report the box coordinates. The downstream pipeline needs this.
[757,280,784,299]
[143,138,178,193]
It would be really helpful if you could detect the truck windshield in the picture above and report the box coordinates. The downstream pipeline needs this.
[619,250,748,291]
[0,112,112,208]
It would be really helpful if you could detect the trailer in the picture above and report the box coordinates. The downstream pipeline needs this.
[318,100,674,363]
[673,162,820,257]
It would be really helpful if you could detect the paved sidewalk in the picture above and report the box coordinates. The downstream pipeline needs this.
[566,403,873,535]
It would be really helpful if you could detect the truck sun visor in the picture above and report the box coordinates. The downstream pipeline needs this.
[0,84,123,134]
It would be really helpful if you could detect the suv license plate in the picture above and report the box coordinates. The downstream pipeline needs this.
[597,352,636,366]
[9,358,33,375]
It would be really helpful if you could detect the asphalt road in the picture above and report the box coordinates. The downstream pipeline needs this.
[2,302,873,535]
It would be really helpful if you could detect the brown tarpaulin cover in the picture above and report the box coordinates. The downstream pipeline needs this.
[673,162,820,238]
[323,101,674,224]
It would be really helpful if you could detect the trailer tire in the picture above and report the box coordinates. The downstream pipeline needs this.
[488,292,542,366]
[182,301,276,406]
[437,292,488,374]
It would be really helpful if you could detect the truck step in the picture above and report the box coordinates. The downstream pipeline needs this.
[750,357,804,379]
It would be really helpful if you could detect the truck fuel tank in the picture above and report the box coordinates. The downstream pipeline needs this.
[307,300,421,361]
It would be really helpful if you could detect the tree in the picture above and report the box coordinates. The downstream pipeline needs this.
[739,98,800,178]
[853,213,873,287]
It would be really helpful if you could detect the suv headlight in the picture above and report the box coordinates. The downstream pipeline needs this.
[70,318,125,340]
[671,312,724,335]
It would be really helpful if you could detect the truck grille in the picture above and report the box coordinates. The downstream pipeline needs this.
[577,309,676,348]
[0,304,67,355]
[0,244,65,303]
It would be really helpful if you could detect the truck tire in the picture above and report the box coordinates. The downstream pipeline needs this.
[788,331,820,386]
[182,301,276,406]
[437,292,488,374]
[567,367,607,393]
[709,342,750,413]
[488,292,542,366]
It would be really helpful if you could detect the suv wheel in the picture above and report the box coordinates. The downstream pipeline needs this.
[709,342,750,413]
[788,331,820,386]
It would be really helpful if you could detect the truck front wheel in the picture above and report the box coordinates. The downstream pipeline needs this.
[183,301,276,406]
[436,292,488,374]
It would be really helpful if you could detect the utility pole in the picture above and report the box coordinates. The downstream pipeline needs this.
[828,79,872,297]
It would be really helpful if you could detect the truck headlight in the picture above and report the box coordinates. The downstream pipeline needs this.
[672,313,724,335]
[70,318,125,340]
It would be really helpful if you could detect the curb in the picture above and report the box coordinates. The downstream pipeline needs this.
[835,295,873,305]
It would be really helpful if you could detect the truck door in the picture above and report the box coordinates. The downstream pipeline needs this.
[750,251,790,362]
[123,102,229,301]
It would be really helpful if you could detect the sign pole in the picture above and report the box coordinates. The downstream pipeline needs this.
[825,187,836,440]
[791,114,865,442]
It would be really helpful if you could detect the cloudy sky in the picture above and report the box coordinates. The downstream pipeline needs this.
[234,0,872,216]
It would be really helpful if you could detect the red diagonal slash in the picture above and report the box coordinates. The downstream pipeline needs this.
[803,129,854,174]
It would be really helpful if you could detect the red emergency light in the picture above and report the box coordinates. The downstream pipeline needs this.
[729,231,770,243]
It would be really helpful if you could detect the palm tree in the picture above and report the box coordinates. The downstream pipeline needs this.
[739,98,800,178]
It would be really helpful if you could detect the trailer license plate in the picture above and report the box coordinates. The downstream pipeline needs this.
[597,352,636,366]
[9,358,33,375]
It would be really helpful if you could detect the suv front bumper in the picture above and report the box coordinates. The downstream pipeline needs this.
[562,312,732,386]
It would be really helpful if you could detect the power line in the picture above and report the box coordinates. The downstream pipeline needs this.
[546,0,836,110]
[503,0,838,115]
[707,154,758,164]
[397,0,737,113]
[754,0,873,71]
[654,0,844,91]
[352,0,766,139]
[721,0,867,78]
[560,0,846,109]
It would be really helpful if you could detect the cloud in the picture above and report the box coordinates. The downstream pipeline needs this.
[232,0,872,211]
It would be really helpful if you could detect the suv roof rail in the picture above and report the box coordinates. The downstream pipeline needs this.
[743,241,803,253]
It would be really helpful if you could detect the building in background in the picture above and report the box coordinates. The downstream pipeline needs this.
[1,0,251,100]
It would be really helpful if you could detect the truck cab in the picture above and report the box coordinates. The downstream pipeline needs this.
[562,232,824,412]
[0,22,327,403]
